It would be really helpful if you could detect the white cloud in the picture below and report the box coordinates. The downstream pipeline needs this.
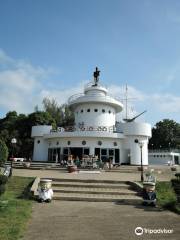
[0,50,52,113]
[0,50,179,124]
[151,94,180,113]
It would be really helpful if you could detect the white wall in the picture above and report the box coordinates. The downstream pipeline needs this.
[121,122,152,137]
[74,103,116,128]
[31,125,52,137]
[33,137,49,161]
[122,136,149,165]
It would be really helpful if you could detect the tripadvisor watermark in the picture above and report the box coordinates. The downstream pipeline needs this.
[135,227,173,236]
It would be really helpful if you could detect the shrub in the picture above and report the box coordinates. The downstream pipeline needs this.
[0,175,8,185]
[0,184,6,195]
[0,139,8,166]
[175,172,180,180]
[171,178,180,185]
[156,182,177,210]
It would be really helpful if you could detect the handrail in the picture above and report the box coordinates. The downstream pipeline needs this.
[50,125,121,133]
[149,149,180,153]
[84,81,108,89]
[68,93,123,105]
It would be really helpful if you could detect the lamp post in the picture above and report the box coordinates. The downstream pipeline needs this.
[168,142,171,152]
[10,138,17,177]
[135,139,144,182]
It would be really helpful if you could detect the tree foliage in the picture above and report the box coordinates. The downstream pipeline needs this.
[0,98,75,159]
[149,119,180,149]
[42,97,74,126]
[0,139,8,165]
[0,110,56,159]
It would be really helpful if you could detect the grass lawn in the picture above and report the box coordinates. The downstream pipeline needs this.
[156,181,180,214]
[0,176,34,240]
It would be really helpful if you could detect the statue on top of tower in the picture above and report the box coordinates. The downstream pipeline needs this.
[93,67,100,86]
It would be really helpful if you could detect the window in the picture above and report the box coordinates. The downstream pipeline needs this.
[82,140,86,145]
[81,109,83,113]
[94,109,98,112]
[87,109,90,112]
[101,149,107,155]
[108,110,111,114]
[63,148,68,155]
[67,141,71,145]
[56,141,59,145]
[83,148,90,155]
[37,140,40,144]
[109,149,114,155]
[102,109,105,113]
[114,142,117,146]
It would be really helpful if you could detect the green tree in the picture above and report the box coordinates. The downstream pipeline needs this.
[0,111,56,159]
[62,104,75,126]
[0,139,8,166]
[42,97,74,127]
[149,119,180,149]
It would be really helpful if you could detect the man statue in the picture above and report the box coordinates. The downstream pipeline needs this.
[93,67,100,86]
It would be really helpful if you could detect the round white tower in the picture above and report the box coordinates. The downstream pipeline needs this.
[68,68,123,130]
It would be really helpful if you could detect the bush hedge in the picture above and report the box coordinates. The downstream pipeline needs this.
[0,139,8,166]
[0,175,8,185]
[0,175,8,195]
[0,184,6,195]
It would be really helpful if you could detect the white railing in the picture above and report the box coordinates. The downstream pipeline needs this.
[50,125,121,133]
[84,81,108,89]
[68,93,123,105]
[149,149,180,153]
[68,93,84,104]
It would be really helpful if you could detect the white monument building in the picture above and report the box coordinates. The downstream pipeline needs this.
[31,68,152,165]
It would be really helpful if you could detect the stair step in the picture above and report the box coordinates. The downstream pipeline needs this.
[51,178,128,184]
[53,192,142,204]
[52,182,131,189]
[53,187,137,195]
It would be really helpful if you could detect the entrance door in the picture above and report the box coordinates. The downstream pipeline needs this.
[70,148,83,160]
[174,156,179,165]
[48,148,61,162]
[115,149,120,164]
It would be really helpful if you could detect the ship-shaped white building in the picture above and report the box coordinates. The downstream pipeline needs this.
[31,68,151,165]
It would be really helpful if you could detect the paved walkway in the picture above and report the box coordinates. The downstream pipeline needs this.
[23,201,179,240]
[13,164,175,182]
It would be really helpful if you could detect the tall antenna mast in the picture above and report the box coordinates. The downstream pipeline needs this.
[125,84,128,119]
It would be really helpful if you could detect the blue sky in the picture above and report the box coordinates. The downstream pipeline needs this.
[0,0,180,126]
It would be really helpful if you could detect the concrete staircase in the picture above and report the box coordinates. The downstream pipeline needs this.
[51,178,142,204]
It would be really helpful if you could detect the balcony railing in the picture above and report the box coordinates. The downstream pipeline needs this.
[50,125,122,134]
[68,92,123,105]
[148,149,180,153]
